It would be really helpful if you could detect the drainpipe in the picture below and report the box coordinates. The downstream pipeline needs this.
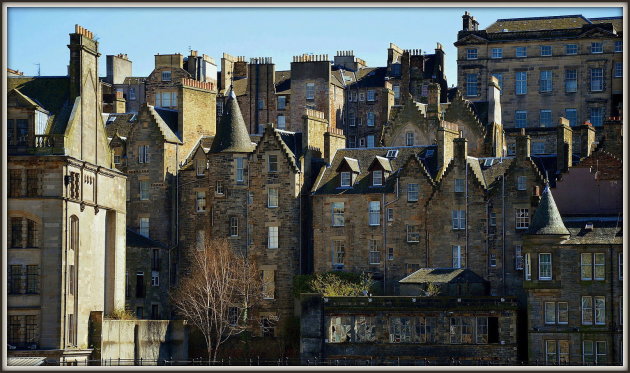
[383,175,401,294]
[465,159,469,268]
[502,174,506,295]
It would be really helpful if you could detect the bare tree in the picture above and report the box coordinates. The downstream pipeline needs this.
[171,237,264,362]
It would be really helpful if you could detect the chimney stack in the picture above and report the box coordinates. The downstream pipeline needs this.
[556,117,573,173]
[516,128,531,160]
[454,132,468,161]
[578,122,596,158]
[487,76,501,125]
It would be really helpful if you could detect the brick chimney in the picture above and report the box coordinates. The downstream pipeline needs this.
[437,123,458,172]
[601,117,623,156]
[556,117,573,172]
[487,76,501,125]
[454,132,468,162]
[516,128,531,160]
[578,122,595,158]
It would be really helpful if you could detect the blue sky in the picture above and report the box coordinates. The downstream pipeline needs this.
[7,6,623,85]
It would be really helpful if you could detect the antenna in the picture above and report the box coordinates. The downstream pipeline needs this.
[34,63,40,76]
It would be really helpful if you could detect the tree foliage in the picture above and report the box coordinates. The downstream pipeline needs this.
[307,272,374,296]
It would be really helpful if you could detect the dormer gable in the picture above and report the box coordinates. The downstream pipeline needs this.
[336,156,360,187]
[368,155,393,186]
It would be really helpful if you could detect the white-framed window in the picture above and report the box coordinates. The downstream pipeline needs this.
[348,112,356,127]
[387,208,394,222]
[267,188,278,208]
[393,85,400,99]
[406,225,420,242]
[524,253,531,280]
[590,42,603,54]
[114,155,121,165]
[532,142,545,154]
[565,108,577,127]
[372,170,383,186]
[515,110,527,128]
[546,340,570,365]
[196,159,206,176]
[196,230,205,251]
[332,240,345,265]
[367,112,375,126]
[490,212,497,227]
[540,45,552,56]
[452,210,466,230]
[581,296,606,325]
[306,83,315,100]
[230,217,238,237]
[583,340,607,365]
[139,180,150,201]
[516,208,529,229]
[590,107,604,127]
[516,71,527,95]
[454,178,465,193]
[565,44,578,55]
[539,253,552,280]
[277,96,286,110]
[138,145,149,164]
[331,202,345,226]
[517,176,527,191]
[359,92,365,102]
[544,302,556,324]
[515,46,527,57]
[581,253,606,280]
[590,68,604,92]
[614,40,622,52]
[489,254,497,267]
[565,69,577,93]
[366,135,375,148]
[359,138,366,147]
[139,217,149,237]
[539,110,552,127]
[491,48,503,59]
[216,100,224,116]
[558,302,569,324]
[235,157,245,183]
[196,191,206,212]
[267,226,278,249]
[614,62,623,78]
[156,92,177,108]
[452,245,464,268]
[340,171,351,187]
[539,71,552,92]
[407,183,419,202]
[368,201,380,226]
[151,271,159,287]
[405,132,414,146]
[215,181,224,195]
[545,302,568,324]
[268,155,278,173]
[594,296,606,324]
[466,73,478,96]
[367,90,375,102]
[466,48,478,60]
[161,71,171,81]
[514,245,523,270]
[368,239,380,264]
[387,247,394,261]
[277,115,286,129]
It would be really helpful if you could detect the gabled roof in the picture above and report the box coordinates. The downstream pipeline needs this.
[127,229,167,248]
[210,89,255,153]
[562,216,622,245]
[145,105,182,144]
[528,186,570,236]
[104,113,136,137]
[399,268,486,284]
[336,157,360,173]
[368,155,393,172]
[253,125,300,173]
[590,16,623,32]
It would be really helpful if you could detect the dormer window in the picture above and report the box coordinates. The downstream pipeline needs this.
[367,156,392,188]
[372,170,383,186]
[162,71,172,81]
[336,157,360,188]
[340,172,351,187]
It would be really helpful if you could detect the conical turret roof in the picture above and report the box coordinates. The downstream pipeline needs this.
[210,88,254,153]
[528,185,570,236]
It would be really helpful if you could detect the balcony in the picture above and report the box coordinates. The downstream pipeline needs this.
[8,135,65,156]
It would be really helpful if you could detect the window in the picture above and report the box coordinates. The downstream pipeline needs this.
[331,240,345,266]
[26,219,37,248]
[228,307,239,326]
[138,145,149,164]
[348,136,356,148]
[368,239,380,264]
[546,340,570,364]
[558,302,569,324]
[490,212,497,227]
[489,254,497,267]
[391,63,401,76]
[155,92,177,108]
[359,137,366,147]
[367,135,375,148]
[515,46,527,57]
[257,98,264,110]
[26,170,40,197]
[114,155,121,165]
[614,62,622,78]
[196,159,206,176]
[452,246,464,268]
[151,249,160,271]
[516,72,527,95]
[583,340,607,365]
[389,317,412,343]
[594,296,606,325]
[230,217,238,237]
[306,83,315,100]
[267,188,278,208]
[136,307,143,319]
[565,108,577,127]
[367,90,375,102]
[590,107,604,127]
[161,71,171,81]
[10,217,22,248]
[277,115,286,129]
[68,264,75,296]
[466,73,478,96]
[359,92,365,102]
[590,68,603,91]
[515,110,527,128]
[540,45,552,56]
[407,184,419,202]
[277,96,286,110]
[491,48,503,59]
[545,302,568,324]
[581,253,605,280]
[340,172,351,187]
[268,226,278,249]
[348,112,356,127]
[129,87,136,100]
[196,230,205,251]
[151,271,159,287]
[26,265,39,294]
[268,155,278,173]
[466,48,478,60]
[235,157,245,183]
[366,112,375,126]
[516,208,529,229]
[215,181,224,195]
[590,42,603,54]
[532,142,545,154]
[525,253,531,280]
[406,263,420,275]
[454,178,465,193]
[217,100,223,116]
[369,201,380,226]
[136,272,145,298]
[539,253,552,280]
[262,269,275,300]
[565,44,578,55]
[539,110,552,127]
[331,202,345,226]
[452,210,466,230]
[387,247,394,261]
[476,317,488,344]
[151,304,159,319]
[393,85,400,99]
[405,131,414,146]
[139,180,150,200]
[139,217,149,237]
[514,245,523,270]
[372,170,383,186]
[539,71,552,92]
[421,84,428,97]
[614,40,622,52]
[195,191,206,212]
[9,169,22,197]
[515,175,527,191]
[406,225,420,242]
[387,208,394,222]
[261,316,275,336]
[565,69,577,93]
[9,265,23,294]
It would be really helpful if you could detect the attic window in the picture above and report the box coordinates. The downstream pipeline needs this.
[585,223,594,231]
[385,149,399,159]
[162,71,172,81]
[425,149,435,157]
[372,170,383,186]
[340,172,351,187]
[107,116,117,123]
[484,158,494,167]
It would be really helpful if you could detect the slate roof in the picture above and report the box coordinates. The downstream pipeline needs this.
[478,157,515,187]
[148,106,181,144]
[529,154,581,187]
[528,186,570,236]
[313,145,437,195]
[486,15,591,32]
[590,16,623,32]
[210,89,255,153]
[123,77,146,85]
[399,268,486,284]
[275,70,291,94]
[348,67,386,88]
[104,113,136,137]
[562,216,622,245]
[276,129,303,161]
[127,229,167,248]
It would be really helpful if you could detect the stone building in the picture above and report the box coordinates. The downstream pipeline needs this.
[7,25,126,363]
[455,12,623,129]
